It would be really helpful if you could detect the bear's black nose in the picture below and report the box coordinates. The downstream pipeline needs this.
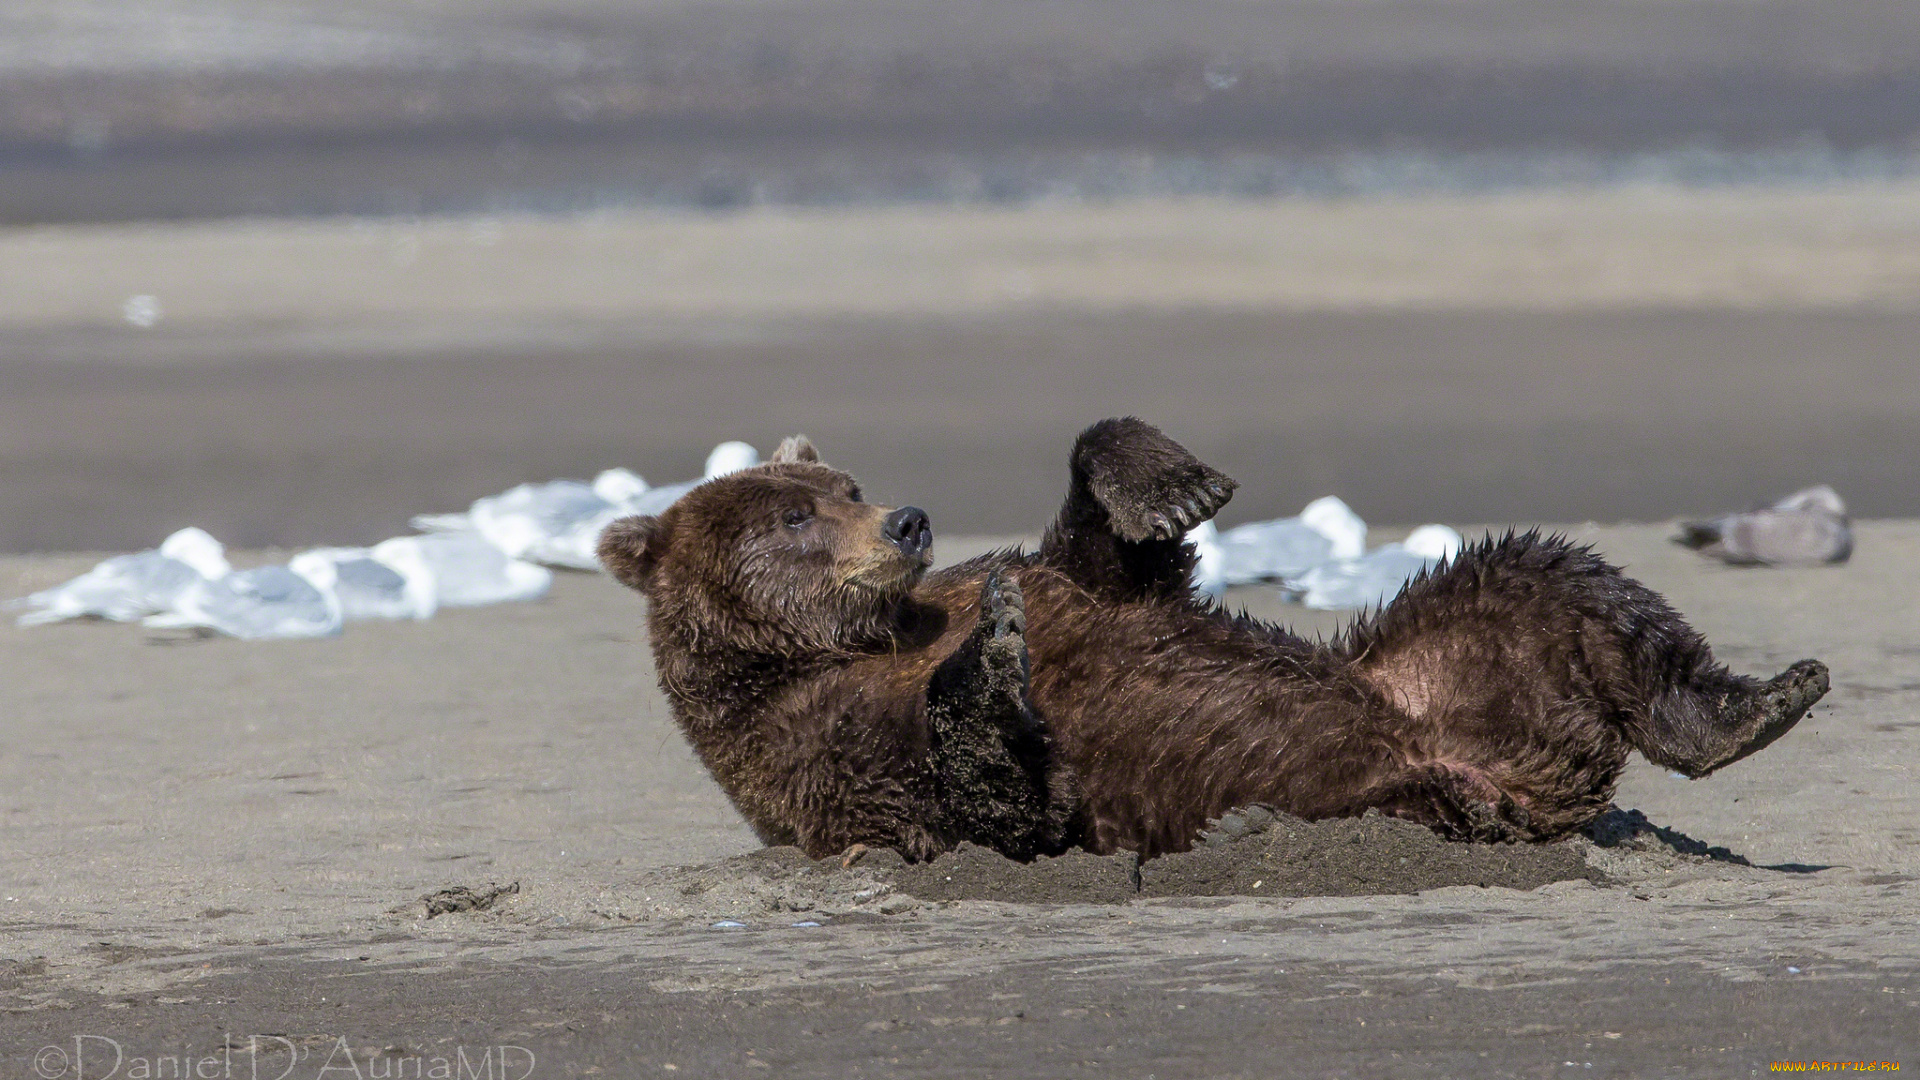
[883,506,933,557]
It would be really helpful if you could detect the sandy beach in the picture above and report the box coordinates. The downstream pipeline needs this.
[2,520,1917,1073]
[4,1,1919,1069]
[2,183,1917,1076]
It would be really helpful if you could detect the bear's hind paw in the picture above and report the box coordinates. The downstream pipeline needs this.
[1682,658,1829,777]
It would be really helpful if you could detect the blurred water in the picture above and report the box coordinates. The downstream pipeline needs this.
[11,138,1920,224]
[4,0,1918,225]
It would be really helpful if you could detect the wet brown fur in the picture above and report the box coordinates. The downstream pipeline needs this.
[601,421,1828,861]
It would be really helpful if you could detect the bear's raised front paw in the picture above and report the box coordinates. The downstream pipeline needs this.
[1076,418,1237,542]
[1101,460,1237,544]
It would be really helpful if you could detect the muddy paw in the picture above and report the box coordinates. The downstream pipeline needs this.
[1765,659,1831,720]
[1075,417,1237,542]
[1463,796,1536,844]
[980,572,1026,640]
[1702,658,1828,775]
[972,572,1035,728]
[979,573,1030,685]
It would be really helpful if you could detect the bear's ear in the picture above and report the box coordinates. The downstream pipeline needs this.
[598,515,665,591]
[770,435,822,464]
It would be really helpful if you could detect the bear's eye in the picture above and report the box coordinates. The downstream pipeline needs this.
[782,507,813,529]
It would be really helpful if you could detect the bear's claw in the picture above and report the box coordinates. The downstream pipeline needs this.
[1075,418,1237,543]
[971,573,1034,723]
[1111,463,1236,542]
[982,573,1026,639]
[978,573,1028,656]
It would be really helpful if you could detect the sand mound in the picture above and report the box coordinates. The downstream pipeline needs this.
[581,807,1774,925]
[891,807,1608,902]
[1140,806,1602,898]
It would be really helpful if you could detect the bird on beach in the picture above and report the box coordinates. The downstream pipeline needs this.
[288,545,438,621]
[9,440,759,640]
[411,467,650,570]
[408,442,760,570]
[621,441,762,517]
[1192,495,1369,595]
[8,527,231,626]
[1288,523,1465,611]
[371,531,552,608]
[1190,496,1462,609]
[144,561,345,641]
[1675,485,1852,566]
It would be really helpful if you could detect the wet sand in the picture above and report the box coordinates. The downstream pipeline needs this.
[14,305,1920,553]
[6,189,1920,552]
[2,524,1917,1072]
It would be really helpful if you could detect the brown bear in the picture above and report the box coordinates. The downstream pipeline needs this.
[599,418,1828,862]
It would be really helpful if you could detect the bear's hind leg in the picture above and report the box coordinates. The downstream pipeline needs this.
[1368,762,1543,843]
[1350,532,1828,821]
[1038,417,1236,602]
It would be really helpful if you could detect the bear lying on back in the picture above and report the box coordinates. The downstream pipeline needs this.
[599,418,1827,861]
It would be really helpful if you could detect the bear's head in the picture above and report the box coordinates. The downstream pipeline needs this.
[598,435,935,657]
